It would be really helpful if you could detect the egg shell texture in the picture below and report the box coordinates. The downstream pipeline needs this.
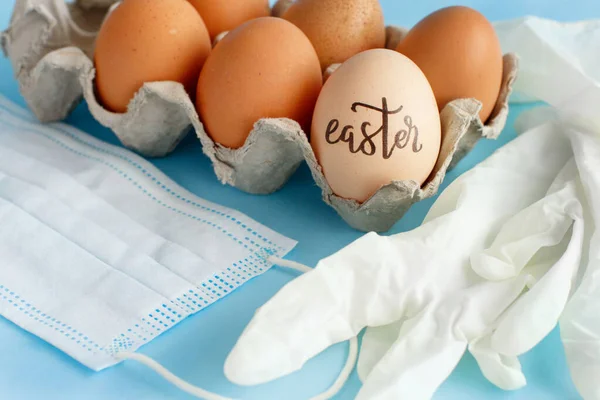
[94,0,211,113]
[187,0,270,40]
[196,17,322,149]
[1,1,518,231]
[282,0,386,70]
[396,6,504,122]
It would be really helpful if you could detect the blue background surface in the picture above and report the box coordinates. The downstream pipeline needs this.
[1,1,599,399]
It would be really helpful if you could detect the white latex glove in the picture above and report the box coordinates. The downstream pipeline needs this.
[496,17,600,398]
[357,160,587,395]
[495,17,600,128]
[225,122,585,399]
[559,123,600,400]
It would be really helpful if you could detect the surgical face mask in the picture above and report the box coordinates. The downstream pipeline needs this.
[0,95,295,375]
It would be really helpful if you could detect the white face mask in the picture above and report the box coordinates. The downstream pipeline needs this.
[0,95,296,373]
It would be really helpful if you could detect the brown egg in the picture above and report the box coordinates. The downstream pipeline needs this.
[312,49,441,203]
[187,0,270,40]
[282,0,386,70]
[196,17,322,149]
[396,6,503,122]
[94,0,211,113]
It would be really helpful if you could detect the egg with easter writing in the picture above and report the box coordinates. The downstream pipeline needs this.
[311,49,441,203]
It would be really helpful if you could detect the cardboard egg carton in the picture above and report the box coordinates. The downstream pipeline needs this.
[1,0,518,232]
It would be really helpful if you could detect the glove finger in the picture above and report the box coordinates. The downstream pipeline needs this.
[357,322,404,383]
[489,184,585,356]
[469,184,582,391]
[469,335,526,390]
[356,308,467,400]
[225,232,426,386]
[471,161,580,281]
[356,262,534,399]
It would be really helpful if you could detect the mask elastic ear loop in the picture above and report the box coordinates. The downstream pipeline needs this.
[311,337,359,400]
[114,351,233,400]
[115,257,359,400]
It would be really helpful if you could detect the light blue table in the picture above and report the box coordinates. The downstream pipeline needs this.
[1,1,599,399]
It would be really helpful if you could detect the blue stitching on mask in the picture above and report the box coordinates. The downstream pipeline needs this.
[103,247,276,357]
[0,285,101,353]
[0,247,278,361]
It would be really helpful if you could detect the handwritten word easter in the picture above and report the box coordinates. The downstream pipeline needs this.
[325,97,422,159]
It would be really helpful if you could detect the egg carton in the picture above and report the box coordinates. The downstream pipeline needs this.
[1,0,518,232]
